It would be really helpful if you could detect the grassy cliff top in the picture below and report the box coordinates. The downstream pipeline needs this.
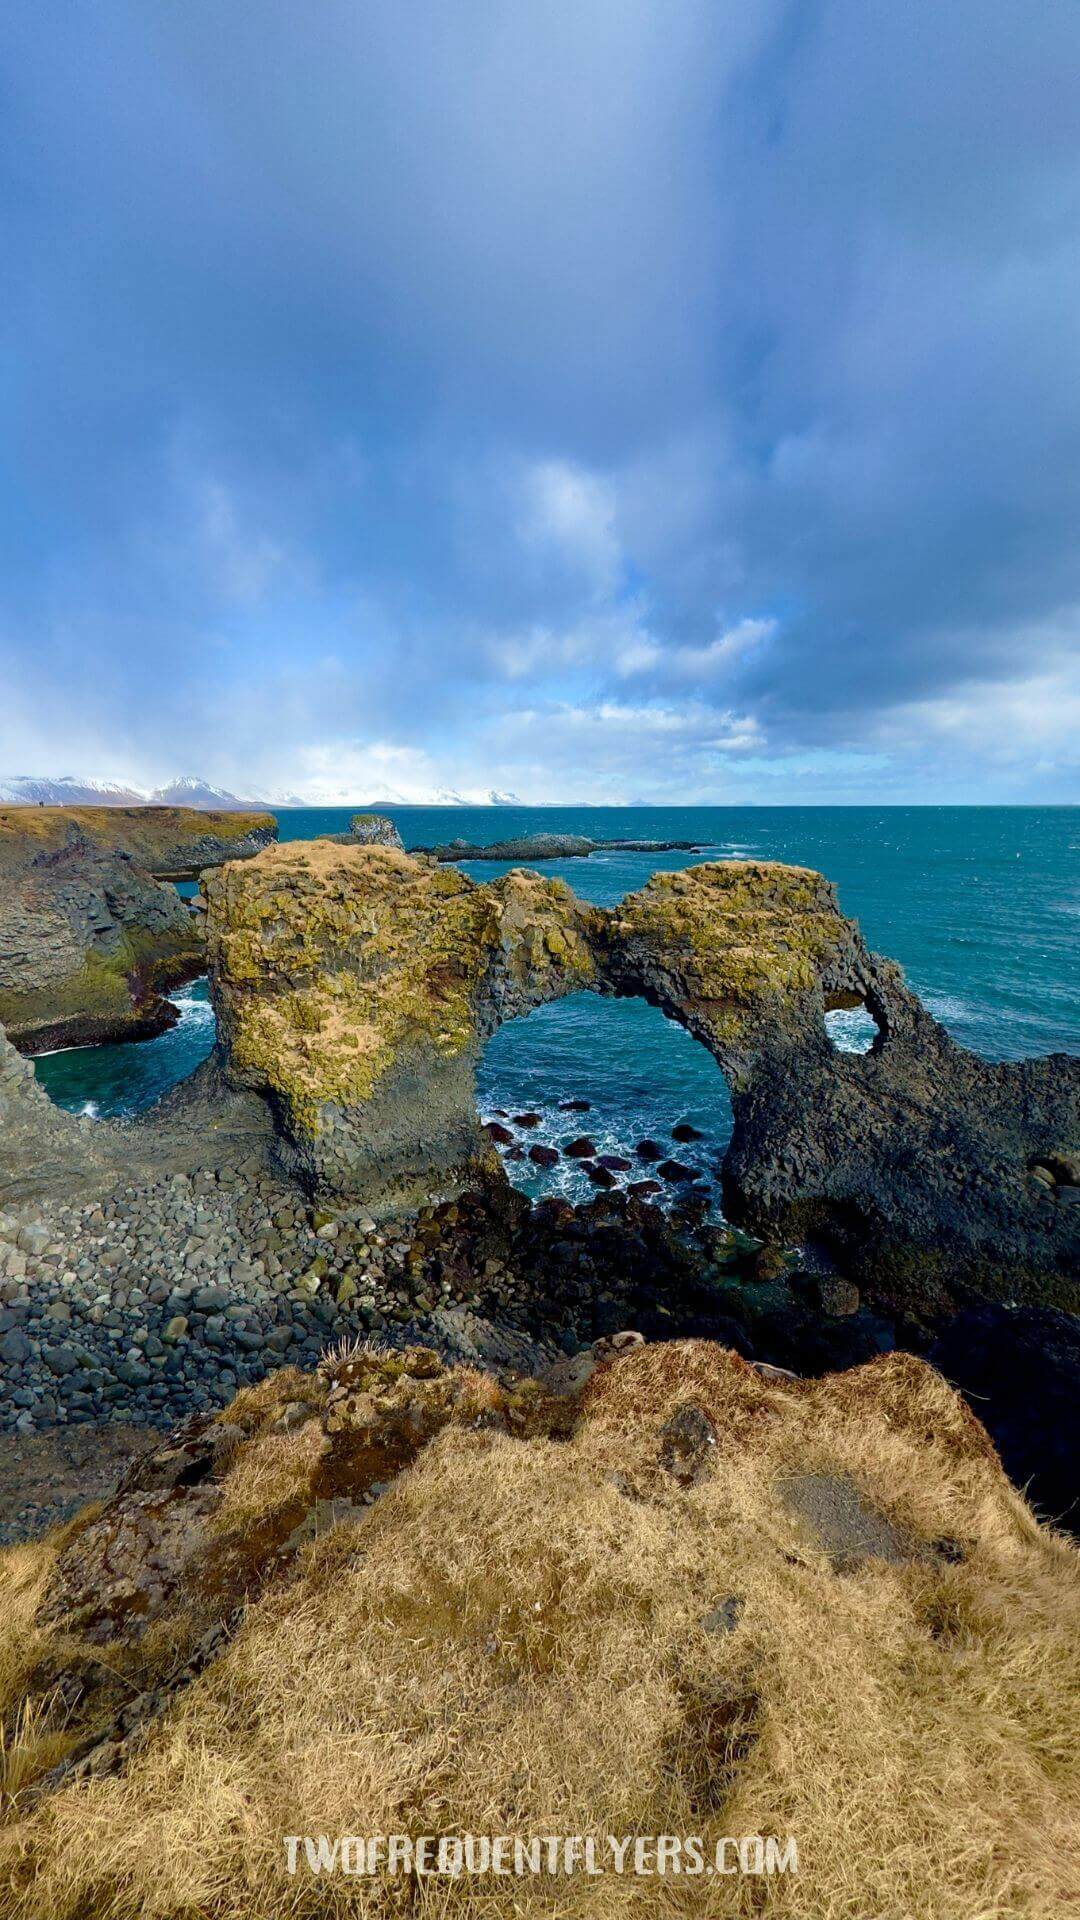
[1,1339,1076,1919]
[0,805,276,857]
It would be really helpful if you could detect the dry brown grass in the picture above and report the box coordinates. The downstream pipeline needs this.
[1,1344,1078,1918]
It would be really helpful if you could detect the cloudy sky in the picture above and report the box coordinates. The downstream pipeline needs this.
[2,1,1079,803]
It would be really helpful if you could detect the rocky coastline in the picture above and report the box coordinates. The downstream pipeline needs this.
[0,806,276,1052]
[0,818,1077,1534]
[1,814,1078,1915]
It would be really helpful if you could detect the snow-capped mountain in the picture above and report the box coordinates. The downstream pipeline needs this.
[148,776,252,809]
[0,772,528,810]
[0,775,146,806]
[0,772,265,809]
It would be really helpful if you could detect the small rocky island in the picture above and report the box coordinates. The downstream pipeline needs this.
[0,813,1077,1917]
[420,829,706,861]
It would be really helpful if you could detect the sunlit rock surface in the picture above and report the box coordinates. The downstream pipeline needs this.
[205,843,1080,1306]
[204,841,600,1208]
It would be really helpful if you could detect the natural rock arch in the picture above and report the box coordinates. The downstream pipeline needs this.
[201,841,1080,1307]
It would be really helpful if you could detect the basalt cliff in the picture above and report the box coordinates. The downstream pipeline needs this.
[200,840,1079,1312]
[0,807,276,1052]
[1,835,1078,1919]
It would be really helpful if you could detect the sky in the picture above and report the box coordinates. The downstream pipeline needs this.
[2,1,1079,805]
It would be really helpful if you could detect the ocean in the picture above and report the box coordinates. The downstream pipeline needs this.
[33,807,1079,1207]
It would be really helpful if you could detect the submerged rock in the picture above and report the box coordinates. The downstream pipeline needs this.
[658,1159,697,1184]
[635,1138,665,1161]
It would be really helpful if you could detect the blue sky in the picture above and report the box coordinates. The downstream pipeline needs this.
[2,0,1079,803]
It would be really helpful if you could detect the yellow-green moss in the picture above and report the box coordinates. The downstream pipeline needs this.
[616,861,848,1039]
[207,844,599,1135]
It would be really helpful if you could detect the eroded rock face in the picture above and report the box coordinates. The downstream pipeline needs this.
[202,844,1080,1305]
[0,1025,107,1203]
[0,807,277,1053]
[0,826,205,1055]
[607,862,1080,1309]
[348,812,404,848]
[204,842,600,1206]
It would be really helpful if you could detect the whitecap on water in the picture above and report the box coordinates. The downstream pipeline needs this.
[823,1007,879,1054]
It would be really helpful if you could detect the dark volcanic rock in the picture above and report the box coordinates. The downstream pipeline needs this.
[930,1305,1080,1527]
[203,847,1080,1309]
[318,814,404,852]
[586,1164,618,1189]
[348,814,404,849]
[484,1122,514,1146]
[559,1099,592,1113]
[635,1139,665,1162]
[564,1138,598,1160]
[513,1112,542,1129]
[672,1121,705,1143]
[528,1144,560,1168]
[658,1160,696,1184]
[422,833,703,863]
[597,1155,631,1172]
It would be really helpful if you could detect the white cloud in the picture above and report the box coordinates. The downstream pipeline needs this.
[516,461,620,595]
[616,615,777,681]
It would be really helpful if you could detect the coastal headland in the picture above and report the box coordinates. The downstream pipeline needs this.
[0,814,1077,1916]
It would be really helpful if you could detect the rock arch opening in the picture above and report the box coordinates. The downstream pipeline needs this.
[823,1001,883,1055]
[476,989,733,1210]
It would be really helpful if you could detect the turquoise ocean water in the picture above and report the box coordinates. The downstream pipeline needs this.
[34,808,1079,1205]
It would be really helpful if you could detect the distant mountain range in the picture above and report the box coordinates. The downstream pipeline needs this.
[0,774,523,809]
[0,774,258,809]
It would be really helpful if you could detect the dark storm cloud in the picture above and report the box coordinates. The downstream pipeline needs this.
[1,0,1078,798]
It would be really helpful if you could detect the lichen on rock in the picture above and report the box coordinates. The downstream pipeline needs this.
[204,842,599,1204]
[609,860,865,1061]
[202,841,1080,1303]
